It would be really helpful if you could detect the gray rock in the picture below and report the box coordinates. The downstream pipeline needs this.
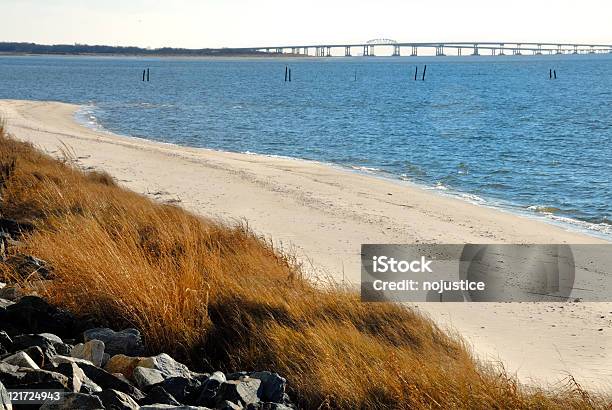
[140,386,181,406]
[138,353,191,379]
[50,355,94,367]
[216,378,261,407]
[140,405,212,410]
[0,299,13,309]
[0,362,26,386]
[95,389,140,410]
[0,286,22,302]
[134,366,165,389]
[53,362,90,393]
[246,404,294,410]
[84,328,144,356]
[15,368,70,391]
[40,392,104,410]
[78,361,145,400]
[0,332,12,352]
[0,380,12,410]
[12,333,71,356]
[4,296,77,338]
[219,400,242,410]
[70,340,105,367]
[2,351,39,369]
[152,376,203,403]
[249,372,286,403]
[19,346,46,368]
[197,371,226,406]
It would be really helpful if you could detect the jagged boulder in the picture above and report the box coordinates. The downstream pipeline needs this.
[0,380,11,410]
[2,297,78,338]
[39,392,104,409]
[95,389,140,410]
[70,340,105,367]
[84,328,145,357]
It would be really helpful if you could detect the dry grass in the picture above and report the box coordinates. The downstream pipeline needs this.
[0,127,608,409]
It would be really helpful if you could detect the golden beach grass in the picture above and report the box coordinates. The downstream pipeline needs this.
[0,125,607,409]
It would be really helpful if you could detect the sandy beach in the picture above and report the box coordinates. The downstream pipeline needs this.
[1,99,610,390]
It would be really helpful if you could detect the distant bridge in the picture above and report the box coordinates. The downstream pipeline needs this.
[224,40,612,57]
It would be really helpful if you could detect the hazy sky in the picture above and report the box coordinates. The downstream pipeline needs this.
[2,0,611,48]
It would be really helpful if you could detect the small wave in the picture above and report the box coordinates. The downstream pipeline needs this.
[527,205,561,214]
[459,193,485,203]
[350,165,382,173]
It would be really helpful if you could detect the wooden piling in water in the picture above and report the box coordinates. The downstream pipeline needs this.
[422,65,427,81]
[285,66,288,82]
[142,70,146,82]
[289,68,292,82]
[554,70,557,79]
[550,69,552,79]
[414,66,418,81]
[147,68,150,82]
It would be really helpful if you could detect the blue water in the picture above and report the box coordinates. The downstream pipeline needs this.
[1,55,611,237]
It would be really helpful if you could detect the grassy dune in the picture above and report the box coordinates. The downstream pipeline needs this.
[0,124,607,409]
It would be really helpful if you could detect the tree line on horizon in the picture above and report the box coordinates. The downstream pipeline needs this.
[0,42,264,56]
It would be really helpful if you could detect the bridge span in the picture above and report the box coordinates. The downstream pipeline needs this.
[225,40,612,57]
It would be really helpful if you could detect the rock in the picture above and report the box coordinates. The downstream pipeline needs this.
[138,353,191,379]
[14,368,70,390]
[2,351,39,369]
[196,371,226,407]
[219,400,242,410]
[78,362,145,400]
[0,362,26,386]
[104,354,143,379]
[19,346,46,368]
[216,378,261,407]
[152,376,203,404]
[49,355,94,367]
[249,372,286,403]
[0,332,12,355]
[39,392,104,410]
[246,404,294,410]
[3,296,78,338]
[140,386,182,406]
[0,218,33,237]
[53,362,90,393]
[0,381,12,410]
[70,340,105,367]
[3,255,52,280]
[134,366,165,389]
[0,299,13,309]
[140,405,212,410]
[84,328,144,357]
[0,287,23,303]
[95,389,140,410]
[12,333,71,357]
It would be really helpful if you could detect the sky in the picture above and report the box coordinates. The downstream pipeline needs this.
[1,0,611,49]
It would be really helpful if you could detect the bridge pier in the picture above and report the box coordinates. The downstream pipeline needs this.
[536,44,542,55]
[457,48,462,56]
[472,44,479,56]
[276,48,283,54]
[411,46,418,56]
[345,46,351,57]
[491,48,496,56]
[304,47,309,56]
[573,45,578,54]
[499,44,505,55]
[513,44,522,55]
[557,45,562,54]
[392,45,400,56]
[435,45,445,56]
[326,46,332,57]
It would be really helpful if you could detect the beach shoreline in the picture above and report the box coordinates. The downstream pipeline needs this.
[1,99,610,390]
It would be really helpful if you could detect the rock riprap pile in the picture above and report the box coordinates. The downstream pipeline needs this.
[0,293,294,410]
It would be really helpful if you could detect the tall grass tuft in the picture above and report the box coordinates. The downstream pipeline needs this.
[0,129,608,409]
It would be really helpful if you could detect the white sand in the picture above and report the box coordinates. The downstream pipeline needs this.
[1,99,610,390]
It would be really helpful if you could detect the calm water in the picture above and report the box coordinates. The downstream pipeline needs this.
[1,55,611,237]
